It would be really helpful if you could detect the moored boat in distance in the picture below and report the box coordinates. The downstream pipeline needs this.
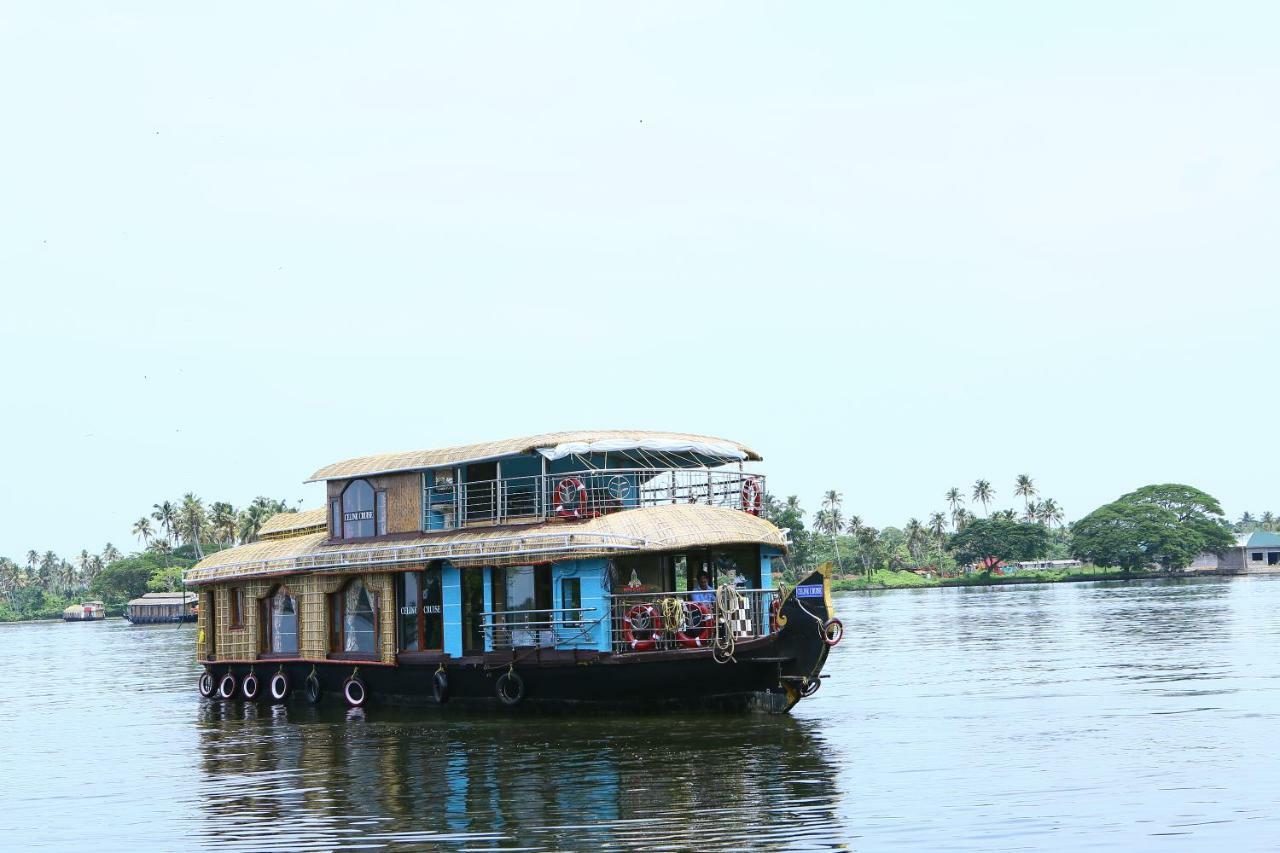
[185,430,841,712]
[126,592,198,624]
[63,601,106,622]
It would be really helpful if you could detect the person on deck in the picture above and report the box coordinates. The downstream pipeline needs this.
[691,572,715,604]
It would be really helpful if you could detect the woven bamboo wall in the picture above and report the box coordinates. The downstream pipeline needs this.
[209,572,397,664]
[325,473,422,536]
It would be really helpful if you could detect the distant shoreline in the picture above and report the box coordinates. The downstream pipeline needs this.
[830,568,1258,592]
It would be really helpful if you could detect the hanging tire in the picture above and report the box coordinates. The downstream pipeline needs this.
[198,670,216,698]
[822,618,844,647]
[432,670,449,705]
[241,672,260,701]
[217,672,238,700]
[343,676,368,708]
[495,671,525,706]
[268,672,290,703]
[304,673,322,705]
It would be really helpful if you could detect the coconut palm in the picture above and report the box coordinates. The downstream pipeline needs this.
[854,526,879,579]
[152,501,179,544]
[1263,511,1277,532]
[971,480,994,516]
[149,538,173,567]
[1039,498,1064,528]
[820,490,845,570]
[993,508,1017,521]
[1014,474,1037,512]
[101,543,121,565]
[945,488,964,520]
[904,518,926,565]
[210,501,237,546]
[954,509,974,531]
[39,551,58,590]
[132,517,154,547]
[1023,500,1041,523]
[845,514,863,536]
[179,493,207,559]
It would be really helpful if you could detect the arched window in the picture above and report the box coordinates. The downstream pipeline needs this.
[263,585,298,655]
[342,479,377,538]
[329,577,379,656]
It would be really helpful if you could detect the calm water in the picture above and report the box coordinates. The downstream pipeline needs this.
[3,577,1279,851]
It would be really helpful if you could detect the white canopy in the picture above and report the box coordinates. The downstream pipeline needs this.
[536,438,748,463]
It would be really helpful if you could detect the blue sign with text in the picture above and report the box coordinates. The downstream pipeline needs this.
[796,584,824,598]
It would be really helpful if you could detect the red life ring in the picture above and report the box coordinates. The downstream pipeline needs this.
[675,601,713,648]
[554,476,588,518]
[741,477,763,515]
[622,603,662,651]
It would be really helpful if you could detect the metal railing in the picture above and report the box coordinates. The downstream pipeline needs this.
[481,607,603,651]
[609,587,776,654]
[424,467,765,529]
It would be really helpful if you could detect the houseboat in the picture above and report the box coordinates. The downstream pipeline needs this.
[184,430,840,712]
[63,601,106,621]
[126,591,198,624]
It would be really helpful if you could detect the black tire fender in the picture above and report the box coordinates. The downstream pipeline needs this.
[495,671,525,706]
[432,670,449,705]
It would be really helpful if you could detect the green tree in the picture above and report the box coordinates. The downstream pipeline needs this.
[949,517,1049,566]
[1014,474,1037,513]
[210,501,237,546]
[1115,484,1234,555]
[945,488,964,526]
[152,501,178,544]
[132,517,153,547]
[1072,484,1233,572]
[179,493,207,559]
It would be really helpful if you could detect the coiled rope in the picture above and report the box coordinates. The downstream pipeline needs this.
[712,583,746,664]
[659,597,685,639]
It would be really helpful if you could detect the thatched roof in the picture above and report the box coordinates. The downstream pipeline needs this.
[259,507,328,540]
[306,430,761,482]
[184,504,786,585]
[127,592,197,607]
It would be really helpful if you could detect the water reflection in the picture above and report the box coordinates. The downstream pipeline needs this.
[196,703,847,850]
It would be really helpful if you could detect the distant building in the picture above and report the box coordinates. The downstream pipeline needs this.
[1193,532,1280,573]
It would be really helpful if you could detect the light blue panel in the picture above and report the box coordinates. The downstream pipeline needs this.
[551,558,611,651]
[482,567,494,653]
[761,547,781,636]
[441,562,463,657]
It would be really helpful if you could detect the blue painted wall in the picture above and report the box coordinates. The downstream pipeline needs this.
[441,562,463,656]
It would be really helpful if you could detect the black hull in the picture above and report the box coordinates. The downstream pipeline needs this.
[202,570,835,714]
[128,614,198,625]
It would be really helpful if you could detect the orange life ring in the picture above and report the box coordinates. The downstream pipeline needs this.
[741,477,763,515]
[676,601,713,648]
[623,603,662,651]
[555,476,588,518]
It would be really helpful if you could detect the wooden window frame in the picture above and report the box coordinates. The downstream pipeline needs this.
[396,568,445,654]
[335,479,386,540]
[328,577,381,661]
[259,585,300,659]
[230,587,245,629]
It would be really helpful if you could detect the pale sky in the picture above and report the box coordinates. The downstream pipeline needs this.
[2,3,1277,558]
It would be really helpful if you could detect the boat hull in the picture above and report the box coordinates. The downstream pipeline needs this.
[201,570,835,714]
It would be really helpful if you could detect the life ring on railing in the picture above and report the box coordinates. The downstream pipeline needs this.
[198,670,216,698]
[554,476,588,519]
[241,671,260,701]
[741,477,763,515]
[822,618,844,647]
[623,603,663,651]
[676,601,713,648]
[217,672,238,700]
[268,671,290,703]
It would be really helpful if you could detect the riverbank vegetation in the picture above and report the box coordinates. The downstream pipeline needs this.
[0,494,297,621]
[765,476,1242,587]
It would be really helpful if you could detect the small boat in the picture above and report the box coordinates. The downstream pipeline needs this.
[186,430,840,712]
[63,601,106,622]
[126,592,198,624]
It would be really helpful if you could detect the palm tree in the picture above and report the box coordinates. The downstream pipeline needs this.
[1023,500,1041,522]
[904,518,926,566]
[1039,498,1064,528]
[945,488,964,521]
[210,501,237,546]
[25,550,38,577]
[854,526,879,579]
[149,538,173,567]
[152,501,179,544]
[132,517,154,547]
[954,508,974,531]
[39,551,58,590]
[101,543,121,565]
[845,514,863,536]
[179,493,206,559]
[993,508,1017,521]
[1014,474,1037,513]
[1263,511,1277,532]
[820,490,844,570]
[1239,511,1256,530]
[928,512,948,575]
[972,480,994,516]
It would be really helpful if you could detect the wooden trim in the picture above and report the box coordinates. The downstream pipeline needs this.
[198,657,396,668]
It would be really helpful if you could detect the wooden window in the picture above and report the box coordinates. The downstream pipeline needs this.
[261,586,299,655]
[329,578,380,658]
[396,568,444,653]
[230,588,245,628]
